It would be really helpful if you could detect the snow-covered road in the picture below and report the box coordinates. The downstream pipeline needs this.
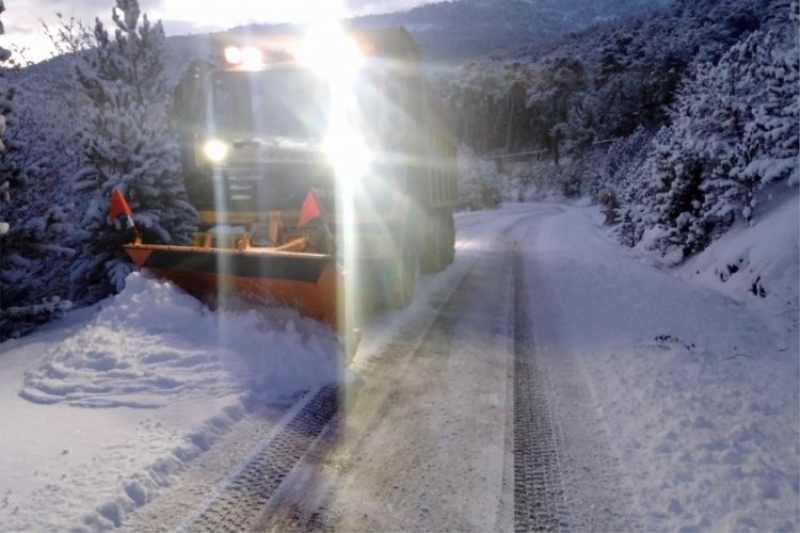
[254,207,551,533]
[256,201,799,533]
[0,201,797,532]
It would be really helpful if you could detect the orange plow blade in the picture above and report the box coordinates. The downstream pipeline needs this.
[123,243,339,328]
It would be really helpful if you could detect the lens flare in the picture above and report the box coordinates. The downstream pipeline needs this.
[323,132,370,181]
[224,46,242,65]
[203,139,230,163]
[295,24,363,84]
[241,46,264,70]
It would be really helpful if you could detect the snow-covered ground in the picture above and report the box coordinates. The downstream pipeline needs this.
[527,193,798,532]
[0,196,797,532]
[0,277,340,531]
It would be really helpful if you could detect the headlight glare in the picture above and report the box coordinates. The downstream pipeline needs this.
[241,46,263,70]
[203,139,229,163]
[224,46,242,65]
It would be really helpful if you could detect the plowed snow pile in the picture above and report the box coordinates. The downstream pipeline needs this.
[0,273,338,531]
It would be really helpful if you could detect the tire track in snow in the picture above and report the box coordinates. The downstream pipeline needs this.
[175,385,339,533]
[252,211,549,532]
[512,234,572,533]
[520,209,644,532]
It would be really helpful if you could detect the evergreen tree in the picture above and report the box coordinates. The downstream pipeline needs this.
[735,25,799,190]
[0,72,80,340]
[70,0,197,304]
[0,1,8,64]
[616,14,798,257]
[525,57,587,164]
[0,0,11,236]
[0,1,76,339]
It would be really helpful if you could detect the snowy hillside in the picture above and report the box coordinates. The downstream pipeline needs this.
[435,0,797,266]
[674,185,799,331]
[24,0,676,77]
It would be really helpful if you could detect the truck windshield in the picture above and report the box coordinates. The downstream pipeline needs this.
[210,68,330,139]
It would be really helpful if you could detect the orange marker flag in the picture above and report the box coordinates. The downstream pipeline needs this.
[108,187,134,228]
[298,189,323,228]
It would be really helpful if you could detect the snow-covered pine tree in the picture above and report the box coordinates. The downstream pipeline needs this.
[70,0,197,304]
[599,126,653,226]
[689,32,764,236]
[641,119,707,255]
[0,0,11,236]
[735,24,799,192]
[686,23,797,239]
[0,3,74,340]
[0,6,87,340]
[0,67,83,339]
[620,48,752,257]
[615,8,798,257]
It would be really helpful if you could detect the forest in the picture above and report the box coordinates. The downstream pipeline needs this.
[437,0,797,257]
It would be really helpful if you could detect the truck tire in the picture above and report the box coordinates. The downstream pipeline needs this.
[383,237,418,309]
[420,212,446,274]
[441,211,455,266]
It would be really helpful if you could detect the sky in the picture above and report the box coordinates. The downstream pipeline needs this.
[1,0,434,64]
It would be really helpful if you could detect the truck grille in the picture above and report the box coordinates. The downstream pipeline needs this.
[219,163,335,214]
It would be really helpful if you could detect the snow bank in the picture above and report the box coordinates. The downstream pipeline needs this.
[0,272,338,532]
[20,272,339,408]
[677,189,799,338]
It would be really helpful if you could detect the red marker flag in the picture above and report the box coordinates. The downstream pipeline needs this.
[108,187,134,229]
[297,189,323,228]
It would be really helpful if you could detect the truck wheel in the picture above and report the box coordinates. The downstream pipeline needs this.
[420,214,445,274]
[440,212,455,266]
[384,239,418,309]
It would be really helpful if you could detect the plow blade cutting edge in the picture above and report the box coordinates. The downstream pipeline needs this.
[123,243,339,328]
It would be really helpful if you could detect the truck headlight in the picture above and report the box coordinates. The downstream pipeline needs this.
[223,45,263,70]
[202,139,229,163]
[224,46,243,65]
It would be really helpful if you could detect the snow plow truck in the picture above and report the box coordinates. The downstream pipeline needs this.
[121,25,457,356]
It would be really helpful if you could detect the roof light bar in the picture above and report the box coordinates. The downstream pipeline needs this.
[223,45,264,70]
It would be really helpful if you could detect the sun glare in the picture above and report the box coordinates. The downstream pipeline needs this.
[307,24,370,182]
[157,0,346,33]
[294,23,363,81]
[10,0,371,65]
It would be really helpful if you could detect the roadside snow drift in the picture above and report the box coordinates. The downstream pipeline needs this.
[20,272,339,408]
[0,272,338,532]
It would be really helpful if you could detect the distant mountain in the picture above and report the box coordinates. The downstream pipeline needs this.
[158,0,674,70]
[349,0,675,63]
